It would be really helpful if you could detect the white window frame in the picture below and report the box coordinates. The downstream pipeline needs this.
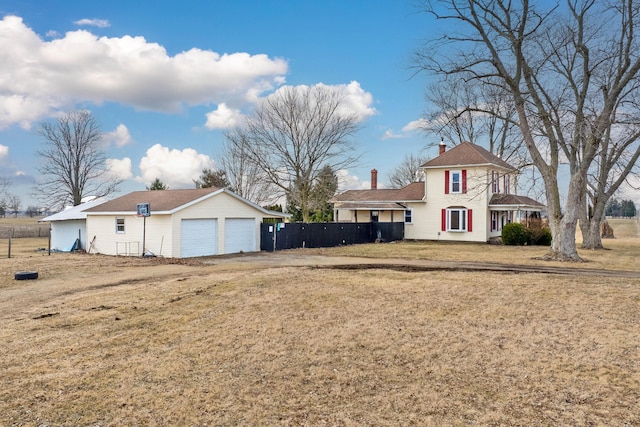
[503,174,511,194]
[450,170,462,194]
[404,209,413,224]
[492,171,500,193]
[491,211,499,232]
[115,217,125,234]
[446,208,467,232]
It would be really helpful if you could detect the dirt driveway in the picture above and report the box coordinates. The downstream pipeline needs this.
[208,250,640,277]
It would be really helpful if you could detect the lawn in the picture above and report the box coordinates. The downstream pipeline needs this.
[0,219,639,425]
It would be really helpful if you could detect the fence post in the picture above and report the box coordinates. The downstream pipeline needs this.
[8,227,12,259]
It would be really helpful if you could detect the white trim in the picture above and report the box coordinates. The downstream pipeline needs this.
[85,188,291,218]
[446,208,468,232]
[404,208,413,224]
[115,217,125,234]
[449,170,462,194]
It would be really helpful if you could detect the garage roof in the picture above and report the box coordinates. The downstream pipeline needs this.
[84,187,290,218]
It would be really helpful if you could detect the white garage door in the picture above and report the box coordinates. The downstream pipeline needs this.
[181,219,217,258]
[224,218,256,254]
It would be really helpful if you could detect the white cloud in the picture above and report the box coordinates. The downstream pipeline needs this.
[336,169,372,192]
[74,18,111,28]
[402,118,428,133]
[137,144,215,188]
[0,15,288,129]
[0,144,8,161]
[381,129,406,140]
[103,124,133,147]
[262,81,376,124]
[105,157,133,180]
[205,103,245,130]
[45,30,59,38]
[334,81,377,122]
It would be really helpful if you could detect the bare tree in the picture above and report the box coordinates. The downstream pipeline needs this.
[7,194,21,217]
[418,0,640,260]
[0,176,9,197]
[387,153,427,188]
[581,97,640,248]
[218,135,279,206]
[35,110,120,209]
[423,75,543,202]
[0,177,10,214]
[225,85,361,221]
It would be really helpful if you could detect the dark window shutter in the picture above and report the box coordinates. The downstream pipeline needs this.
[444,170,450,194]
[462,169,467,193]
[467,209,473,232]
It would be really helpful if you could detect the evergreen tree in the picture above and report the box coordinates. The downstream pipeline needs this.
[146,178,168,191]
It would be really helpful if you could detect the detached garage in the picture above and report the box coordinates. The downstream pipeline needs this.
[84,187,288,258]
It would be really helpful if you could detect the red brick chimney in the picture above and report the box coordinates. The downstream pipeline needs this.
[371,168,378,189]
[439,139,447,155]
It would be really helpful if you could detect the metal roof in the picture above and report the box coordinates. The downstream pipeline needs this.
[40,198,107,222]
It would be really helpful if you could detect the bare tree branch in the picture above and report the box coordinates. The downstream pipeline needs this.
[34,110,121,209]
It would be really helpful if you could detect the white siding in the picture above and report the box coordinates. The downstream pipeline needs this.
[87,191,280,258]
[170,192,264,256]
[86,214,173,256]
[405,166,489,242]
[50,220,85,251]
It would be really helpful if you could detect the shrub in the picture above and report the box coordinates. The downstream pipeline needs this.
[529,227,552,246]
[526,219,552,246]
[502,222,528,245]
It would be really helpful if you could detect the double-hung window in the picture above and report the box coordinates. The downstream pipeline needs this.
[492,171,500,193]
[503,174,511,194]
[445,170,466,194]
[442,208,473,232]
[115,217,125,234]
[450,170,461,193]
[491,211,499,232]
[404,209,413,224]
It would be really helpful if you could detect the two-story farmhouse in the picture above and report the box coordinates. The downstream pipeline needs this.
[332,141,544,243]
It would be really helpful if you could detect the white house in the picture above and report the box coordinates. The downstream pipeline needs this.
[332,142,544,243]
[84,187,289,258]
[40,198,106,251]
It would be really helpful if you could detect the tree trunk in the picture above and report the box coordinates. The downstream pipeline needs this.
[542,175,583,261]
[580,219,604,249]
[580,202,606,249]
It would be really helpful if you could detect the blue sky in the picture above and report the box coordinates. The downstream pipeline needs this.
[0,0,440,208]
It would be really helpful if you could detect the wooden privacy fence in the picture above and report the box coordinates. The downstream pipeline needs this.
[260,222,405,252]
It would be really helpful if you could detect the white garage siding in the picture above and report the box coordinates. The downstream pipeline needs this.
[181,219,218,258]
[224,218,256,254]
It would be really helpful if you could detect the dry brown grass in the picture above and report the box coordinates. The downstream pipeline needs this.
[1,219,639,425]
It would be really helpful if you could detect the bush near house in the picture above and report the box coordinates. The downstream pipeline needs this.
[502,220,552,246]
[526,219,552,246]
[502,222,529,245]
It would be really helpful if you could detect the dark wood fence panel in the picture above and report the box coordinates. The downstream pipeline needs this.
[260,222,404,252]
